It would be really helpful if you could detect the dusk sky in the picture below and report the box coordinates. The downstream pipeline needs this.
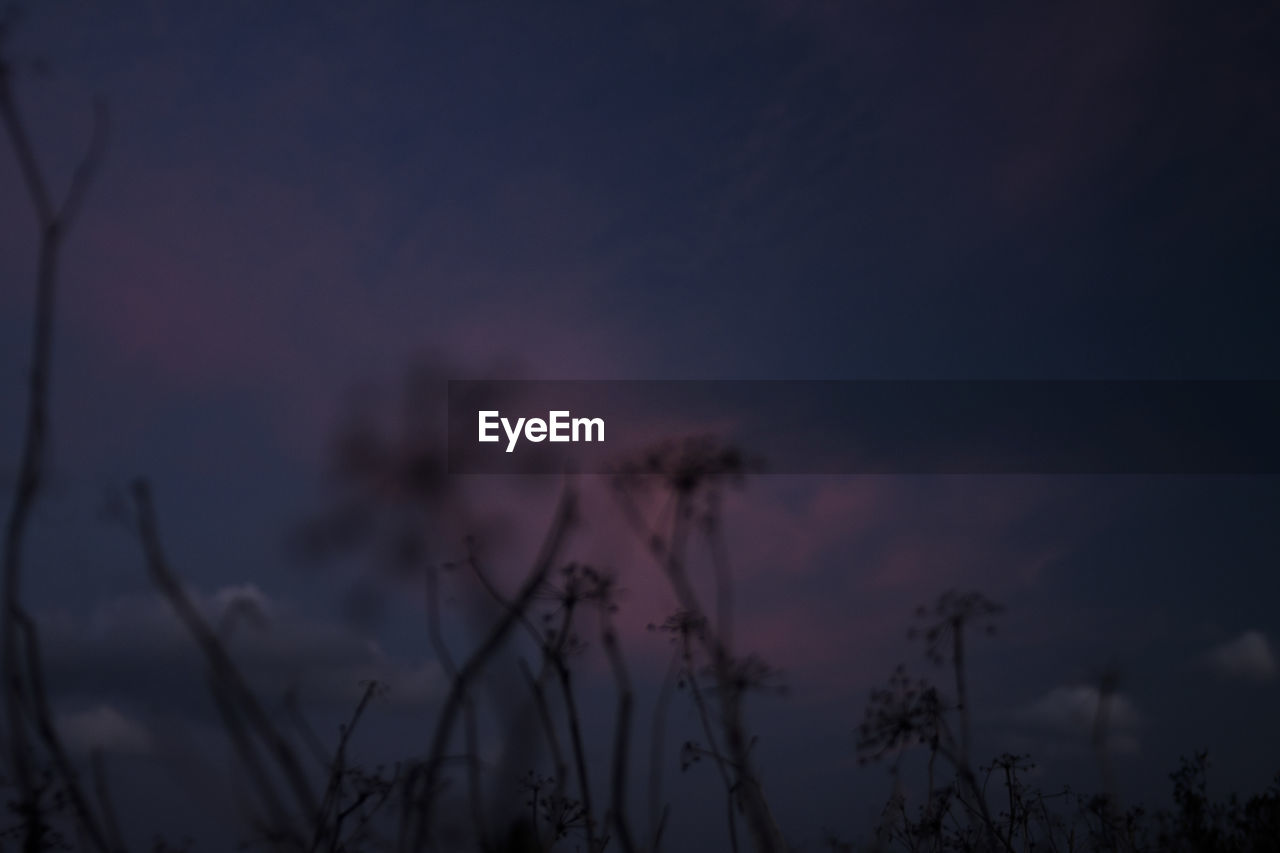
[1,2,1278,850]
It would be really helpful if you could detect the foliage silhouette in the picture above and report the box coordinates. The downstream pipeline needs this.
[3,28,1280,853]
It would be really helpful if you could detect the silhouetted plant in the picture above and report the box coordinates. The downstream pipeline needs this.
[2,19,114,853]
[5,34,1280,853]
[613,436,785,853]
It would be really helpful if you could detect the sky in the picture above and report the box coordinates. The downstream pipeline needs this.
[1,1,1278,850]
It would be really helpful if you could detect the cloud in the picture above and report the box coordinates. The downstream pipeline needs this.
[56,705,153,756]
[39,584,445,717]
[1202,631,1277,683]
[62,156,636,466]
[1020,684,1141,732]
[1016,685,1141,755]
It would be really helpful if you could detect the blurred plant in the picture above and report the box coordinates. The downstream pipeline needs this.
[1,16,114,853]
[613,436,785,853]
[4,30,1280,853]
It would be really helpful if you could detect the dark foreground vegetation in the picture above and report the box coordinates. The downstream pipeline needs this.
[3,23,1279,853]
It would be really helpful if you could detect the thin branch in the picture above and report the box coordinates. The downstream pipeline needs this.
[0,56,109,852]
[465,539,544,649]
[89,751,126,853]
[703,493,734,653]
[402,485,576,853]
[285,692,334,772]
[647,649,680,853]
[56,96,109,230]
[424,563,488,853]
[548,600,597,853]
[518,657,568,816]
[0,61,55,221]
[209,673,302,849]
[310,680,378,853]
[133,480,319,836]
[681,630,739,853]
[601,607,637,853]
[15,612,115,852]
[622,484,780,853]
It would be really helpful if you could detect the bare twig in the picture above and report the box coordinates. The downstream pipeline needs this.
[14,613,117,851]
[469,526,603,851]
[1,48,110,853]
[310,680,378,852]
[133,480,318,844]
[647,649,680,853]
[424,563,489,852]
[402,485,576,852]
[600,605,637,853]
[90,750,127,853]
[518,657,568,819]
[615,471,784,853]
[681,629,740,853]
[552,603,598,852]
[209,672,301,848]
[285,691,335,772]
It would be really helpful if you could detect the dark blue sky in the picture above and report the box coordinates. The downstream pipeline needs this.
[1,1,1278,849]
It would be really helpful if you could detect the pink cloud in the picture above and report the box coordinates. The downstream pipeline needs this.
[54,153,641,470]
[415,471,1094,712]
